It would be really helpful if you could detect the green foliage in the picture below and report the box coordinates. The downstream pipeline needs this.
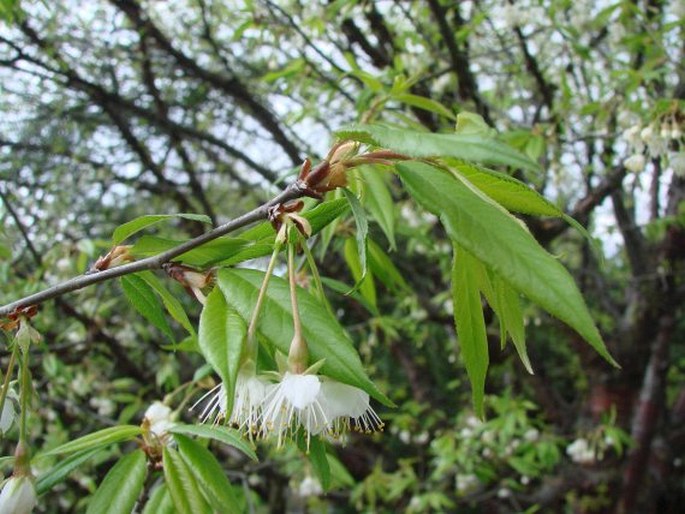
[198,289,246,417]
[86,450,147,514]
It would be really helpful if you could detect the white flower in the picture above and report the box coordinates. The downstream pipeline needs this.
[194,372,270,433]
[297,476,323,498]
[523,428,540,442]
[456,473,479,495]
[229,373,270,432]
[144,401,173,439]
[669,152,685,177]
[0,476,37,514]
[497,487,512,499]
[318,381,382,435]
[260,373,328,444]
[566,438,596,464]
[624,153,646,172]
[259,373,382,444]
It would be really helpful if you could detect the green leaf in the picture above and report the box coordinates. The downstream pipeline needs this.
[198,288,246,417]
[344,237,377,309]
[452,244,489,418]
[454,112,496,136]
[396,161,617,367]
[86,450,147,514]
[321,277,379,316]
[169,423,257,461]
[112,213,212,245]
[450,161,561,216]
[393,93,457,120]
[0,243,11,260]
[361,166,397,249]
[217,269,393,406]
[121,274,174,341]
[368,239,408,292]
[139,271,195,336]
[307,437,331,491]
[36,448,102,495]
[451,161,598,252]
[142,484,175,514]
[39,426,142,458]
[131,236,248,268]
[131,199,349,268]
[175,434,241,512]
[163,446,211,514]
[337,123,539,172]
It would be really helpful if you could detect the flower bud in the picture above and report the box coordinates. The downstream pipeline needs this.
[0,476,37,514]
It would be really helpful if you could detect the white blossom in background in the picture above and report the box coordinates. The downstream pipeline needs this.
[566,438,596,464]
[0,476,37,514]
[623,153,646,173]
[670,152,685,177]
[523,428,540,442]
[297,476,323,498]
[455,473,479,495]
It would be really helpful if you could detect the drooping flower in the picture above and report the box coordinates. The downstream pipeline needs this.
[0,476,37,514]
[318,380,383,435]
[260,372,328,445]
[259,372,383,445]
[194,372,270,433]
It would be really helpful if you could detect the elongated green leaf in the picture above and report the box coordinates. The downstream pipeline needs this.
[396,161,617,367]
[130,199,349,268]
[169,423,257,461]
[163,446,211,514]
[142,484,175,514]
[495,277,531,373]
[40,426,142,457]
[307,437,331,491]
[218,269,393,406]
[321,277,379,316]
[337,124,539,172]
[344,237,377,309]
[121,274,174,341]
[175,434,240,512]
[86,450,147,514]
[36,448,102,495]
[450,161,599,257]
[452,244,489,417]
[342,189,368,283]
[368,239,408,292]
[113,213,211,245]
[361,166,396,249]
[131,236,249,267]
[393,93,457,120]
[139,271,195,336]
[450,161,561,216]
[198,288,246,417]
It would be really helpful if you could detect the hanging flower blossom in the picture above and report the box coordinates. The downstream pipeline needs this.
[0,476,37,514]
[259,372,383,445]
[318,381,383,435]
[194,372,270,433]
[260,372,328,445]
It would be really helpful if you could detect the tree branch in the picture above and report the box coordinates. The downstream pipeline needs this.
[0,181,307,318]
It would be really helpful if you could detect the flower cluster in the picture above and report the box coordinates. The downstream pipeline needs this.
[622,114,684,176]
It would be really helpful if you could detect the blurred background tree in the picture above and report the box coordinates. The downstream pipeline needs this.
[0,0,683,512]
